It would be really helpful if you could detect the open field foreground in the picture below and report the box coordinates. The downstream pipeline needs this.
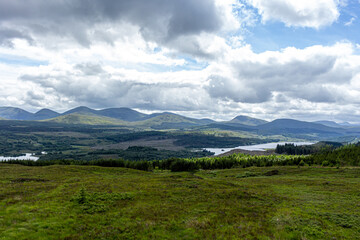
[1,164,360,239]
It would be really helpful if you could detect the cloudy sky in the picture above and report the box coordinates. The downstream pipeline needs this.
[1,0,360,122]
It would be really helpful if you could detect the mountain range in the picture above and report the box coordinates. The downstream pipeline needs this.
[1,106,359,141]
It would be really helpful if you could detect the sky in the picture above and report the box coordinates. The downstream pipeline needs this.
[1,0,360,122]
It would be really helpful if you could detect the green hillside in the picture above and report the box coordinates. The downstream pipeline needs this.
[62,106,98,115]
[310,143,360,166]
[257,119,346,139]
[62,106,152,122]
[44,112,210,129]
[97,107,148,121]
[229,115,268,126]
[1,106,359,142]
[0,164,359,239]
[44,113,128,125]
[132,113,209,129]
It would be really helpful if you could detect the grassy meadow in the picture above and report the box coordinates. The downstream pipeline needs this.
[1,164,360,239]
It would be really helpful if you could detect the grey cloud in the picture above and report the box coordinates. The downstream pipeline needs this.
[206,49,357,104]
[113,83,210,111]
[26,90,44,101]
[15,59,360,123]
[206,75,272,103]
[20,65,213,111]
[0,0,222,49]
[233,54,338,86]
[75,63,105,76]
[165,34,224,59]
[24,90,45,107]
[274,93,289,103]
[165,1,221,39]
[288,85,342,103]
[167,37,213,59]
[0,27,33,47]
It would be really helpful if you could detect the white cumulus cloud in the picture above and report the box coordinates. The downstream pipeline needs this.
[247,0,340,28]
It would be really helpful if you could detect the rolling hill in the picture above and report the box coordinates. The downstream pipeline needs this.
[33,108,60,120]
[44,111,212,129]
[97,108,148,121]
[133,113,212,129]
[62,106,148,122]
[200,122,256,132]
[45,113,127,125]
[1,106,360,141]
[62,106,98,116]
[45,109,215,128]
[314,120,343,128]
[0,107,59,121]
[0,107,34,120]
[229,115,268,126]
[257,119,345,139]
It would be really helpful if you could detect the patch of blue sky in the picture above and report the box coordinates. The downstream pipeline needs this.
[0,54,48,66]
[242,2,360,53]
[153,47,162,53]
[136,61,208,73]
[112,55,208,73]
[179,56,209,70]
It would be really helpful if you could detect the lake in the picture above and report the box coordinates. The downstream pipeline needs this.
[205,142,315,156]
[0,153,39,161]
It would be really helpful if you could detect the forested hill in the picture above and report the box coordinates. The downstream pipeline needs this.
[309,143,360,166]
[1,106,360,141]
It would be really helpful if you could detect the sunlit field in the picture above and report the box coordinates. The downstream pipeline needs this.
[1,164,359,239]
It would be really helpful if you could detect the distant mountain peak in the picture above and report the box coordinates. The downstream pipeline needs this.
[62,106,97,115]
[257,119,344,138]
[97,107,147,122]
[35,108,58,114]
[314,120,343,128]
[33,108,60,120]
[229,115,268,126]
[0,106,33,120]
[68,106,94,111]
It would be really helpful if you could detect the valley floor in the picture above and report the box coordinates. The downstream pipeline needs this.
[0,164,359,239]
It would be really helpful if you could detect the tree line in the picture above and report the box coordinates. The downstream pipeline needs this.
[0,154,307,172]
[3,143,359,172]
